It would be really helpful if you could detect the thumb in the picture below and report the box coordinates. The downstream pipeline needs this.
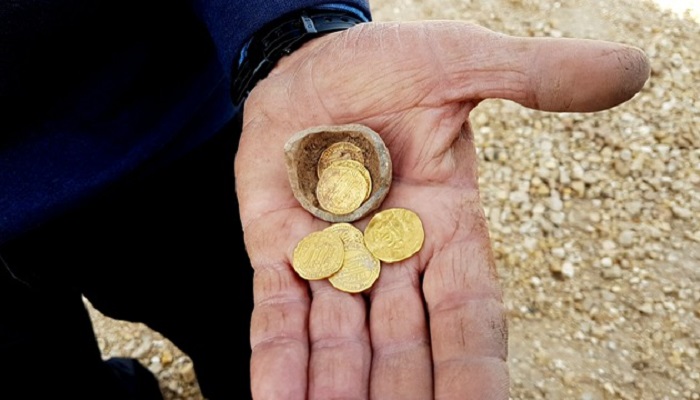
[268,21,650,117]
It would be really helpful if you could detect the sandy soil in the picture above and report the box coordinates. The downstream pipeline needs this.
[87,1,700,399]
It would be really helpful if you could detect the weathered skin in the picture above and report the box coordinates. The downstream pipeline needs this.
[236,21,650,400]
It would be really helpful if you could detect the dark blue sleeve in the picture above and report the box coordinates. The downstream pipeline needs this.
[192,1,371,75]
[0,1,372,246]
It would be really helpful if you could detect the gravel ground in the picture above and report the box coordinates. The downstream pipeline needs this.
[87,0,700,399]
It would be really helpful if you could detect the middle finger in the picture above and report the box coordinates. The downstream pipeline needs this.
[368,256,433,399]
[308,280,372,399]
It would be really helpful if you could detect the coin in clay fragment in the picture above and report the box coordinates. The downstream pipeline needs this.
[317,141,365,178]
[316,163,370,215]
[329,159,372,201]
[364,208,425,263]
[292,230,345,280]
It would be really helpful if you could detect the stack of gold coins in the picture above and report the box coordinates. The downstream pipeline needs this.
[315,142,372,215]
[291,139,425,293]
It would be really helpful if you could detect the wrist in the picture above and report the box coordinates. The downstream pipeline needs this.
[230,7,367,108]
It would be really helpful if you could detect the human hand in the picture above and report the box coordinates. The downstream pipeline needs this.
[235,21,649,399]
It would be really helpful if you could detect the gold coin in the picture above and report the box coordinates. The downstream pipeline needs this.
[328,241,381,293]
[328,159,372,201]
[316,164,369,215]
[363,208,425,263]
[324,222,364,244]
[292,230,345,280]
[317,141,365,178]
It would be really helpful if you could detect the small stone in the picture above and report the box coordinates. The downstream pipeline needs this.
[179,363,197,384]
[619,149,632,161]
[550,262,563,274]
[614,160,631,176]
[668,352,683,368]
[603,382,616,394]
[559,167,571,184]
[571,180,586,196]
[161,350,173,366]
[602,266,623,280]
[618,230,635,247]
[132,339,152,359]
[148,361,162,375]
[509,191,530,204]
[638,303,654,315]
[552,247,566,259]
[624,201,643,216]
[632,360,649,370]
[167,381,180,393]
[549,194,564,211]
[691,232,700,243]
[561,262,575,279]
[549,211,566,225]
[671,205,693,220]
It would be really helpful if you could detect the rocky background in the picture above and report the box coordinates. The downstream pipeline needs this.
[86,0,700,398]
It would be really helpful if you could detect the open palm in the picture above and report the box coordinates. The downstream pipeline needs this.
[235,21,649,399]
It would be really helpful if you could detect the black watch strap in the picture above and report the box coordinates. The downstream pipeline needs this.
[230,9,366,108]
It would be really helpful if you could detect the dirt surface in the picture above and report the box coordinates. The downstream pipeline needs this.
[87,1,700,399]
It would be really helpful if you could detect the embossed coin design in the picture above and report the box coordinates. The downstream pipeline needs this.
[329,159,372,201]
[364,208,425,263]
[328,240,381,293]
[324,222,365,244]
[316,163,370,215]
[317,141,365,178]
[292,230,345,280]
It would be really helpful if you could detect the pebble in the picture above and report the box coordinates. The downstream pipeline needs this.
[561,262,575,279]
[638,303,655,315]
[179,363,197,384]
[131,338,152,359]
[618,230,636,248]
[672,205,694,220]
